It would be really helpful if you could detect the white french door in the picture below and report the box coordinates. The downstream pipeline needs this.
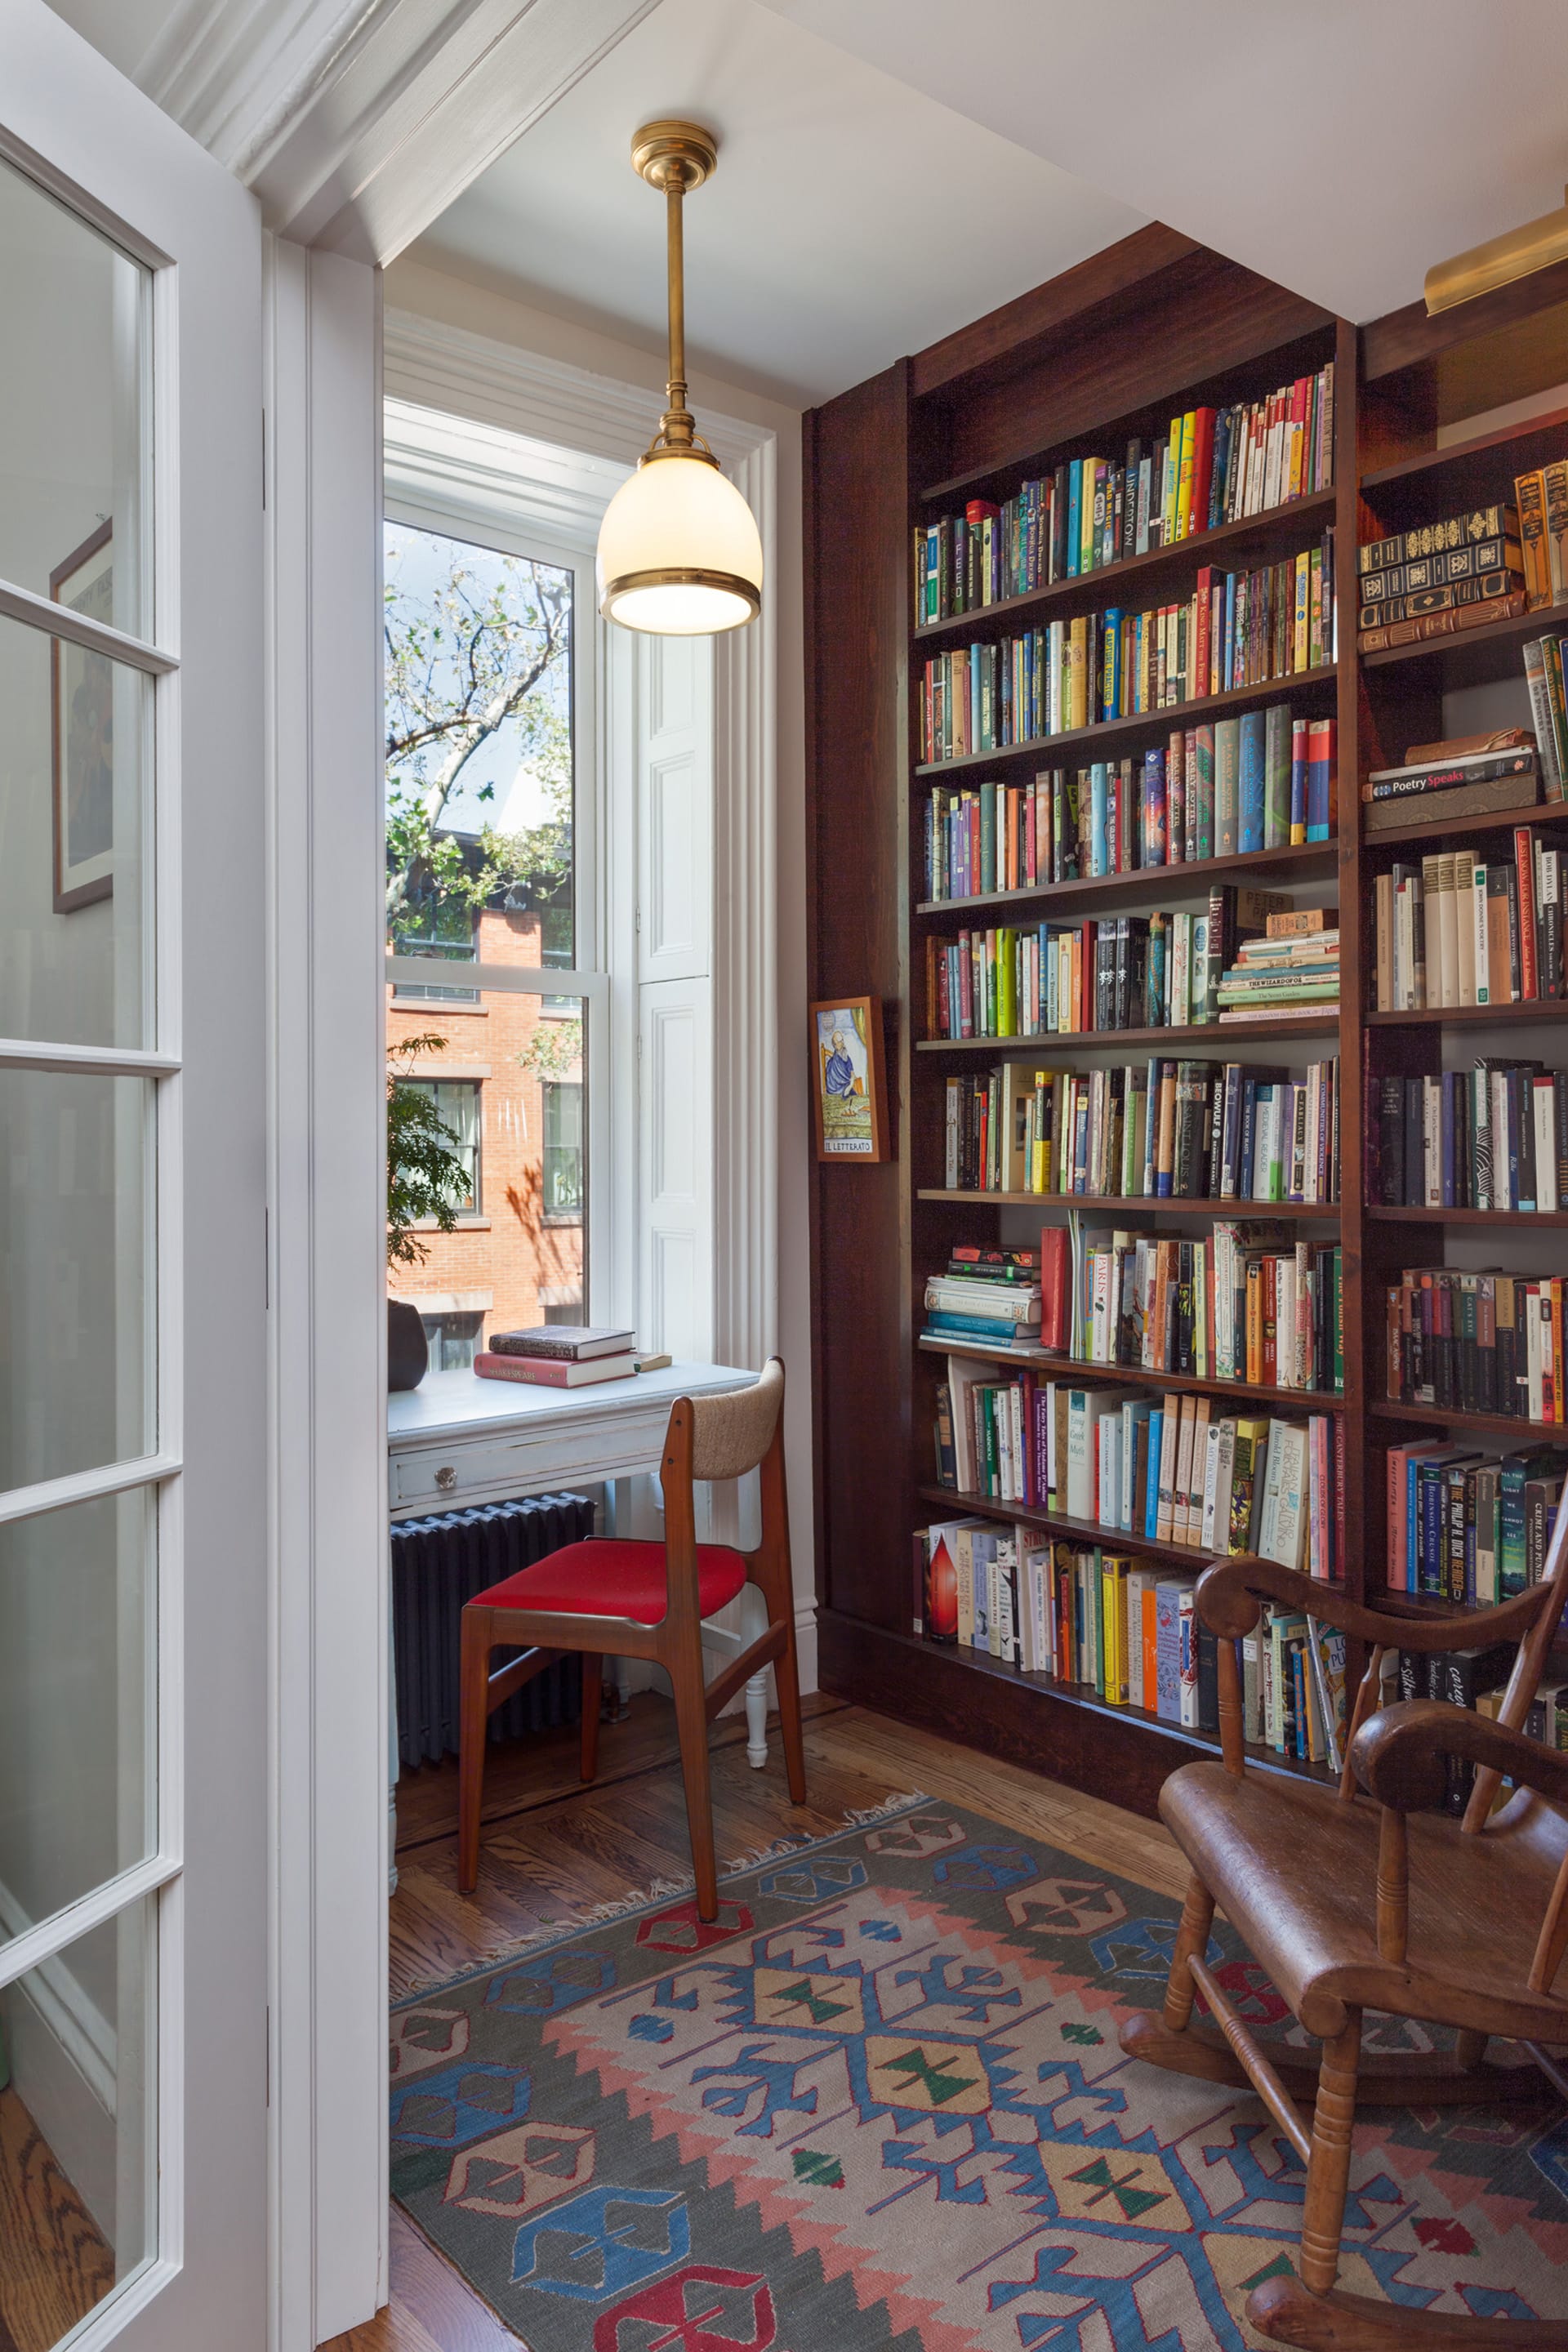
[1,8,267,2350]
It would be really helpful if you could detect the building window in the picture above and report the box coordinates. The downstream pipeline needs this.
[421,1309,484,1371]
[403,1079,481,1214]
[390,880,479,1003]
[542,1081,582,1222]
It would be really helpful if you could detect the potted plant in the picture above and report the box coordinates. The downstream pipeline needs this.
[386,1033,474,1390]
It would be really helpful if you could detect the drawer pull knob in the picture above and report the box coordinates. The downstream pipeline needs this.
[434,1464,457,1492]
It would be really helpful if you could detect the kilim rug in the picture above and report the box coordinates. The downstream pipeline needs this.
[390,1793,1568,2350]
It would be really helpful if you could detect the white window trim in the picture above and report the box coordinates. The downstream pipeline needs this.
[382,316,782,1385]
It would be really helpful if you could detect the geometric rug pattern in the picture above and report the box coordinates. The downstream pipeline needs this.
[390,1797,1568,2349]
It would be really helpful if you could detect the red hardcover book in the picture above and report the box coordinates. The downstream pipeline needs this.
[474,1352,635,1388]
[1039,1226,1070,1352]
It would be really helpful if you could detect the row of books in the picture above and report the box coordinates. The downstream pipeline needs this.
[1356,499,1523,638]
[1391,1647,1566,1815]
[1387,1438,1568,1602]
[1516,466,1568,610]
[936,1353,1342,1571]
[1064,1227,1343,1392]
[1386,1267,1566,1424]
[915,539,1338,764]
[941,1057,1341,1205]
[918,1524,1348,1759]
[920,717,1339,901]
[911,364,1336,623]
[925,893,1337,1042]
[1369,1063,1568,1214]
[1373,834,1564,1009]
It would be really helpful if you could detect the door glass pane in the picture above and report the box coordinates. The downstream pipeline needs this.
[0,1069,154,1491]
[0,1895,156,2346]
[0,611,153,1049]
[0,1488,154,1948]
[388,998,587,1348]
[0,152,150,636]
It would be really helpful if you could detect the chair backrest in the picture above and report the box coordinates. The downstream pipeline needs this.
[684,1359,785,1484]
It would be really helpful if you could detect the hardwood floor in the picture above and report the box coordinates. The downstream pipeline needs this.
[328,1689,1183,2350]
[0,2084,114,2352]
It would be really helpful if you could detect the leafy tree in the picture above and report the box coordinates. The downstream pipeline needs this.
[386,1034,473,1268]
[385,533,572,946]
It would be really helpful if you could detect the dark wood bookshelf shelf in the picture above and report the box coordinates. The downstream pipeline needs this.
[917,1015,1339,1054]
[1361,800,1568,852]
[913,665,1339,780]
[919,1189,1339,1216]
[911,492,1337,646]
[1370,1399,1568,1444]
[1358,604,1557,679]
[1365,999,1567,1029]
[808,225,1568,1825]
[917,1333,1347,1412]
[1365,1204,1568,1229]
[1359,403,1568,494]
[882,1619,1336,1788]
[914,837,1339,921]
[916,1481,1219,1566]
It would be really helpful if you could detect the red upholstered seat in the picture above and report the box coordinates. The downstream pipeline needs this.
[471,1536,747,1626]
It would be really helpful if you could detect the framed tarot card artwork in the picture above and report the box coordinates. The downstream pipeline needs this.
[51,519,115,912]
[810,995,888,1162]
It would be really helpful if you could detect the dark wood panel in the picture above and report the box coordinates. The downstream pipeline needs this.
[817,1610,1333,1820]
[912,223,1201,399]
[941,253,1332,489]
[804,363,915,1631]
[1361,262,1568,431]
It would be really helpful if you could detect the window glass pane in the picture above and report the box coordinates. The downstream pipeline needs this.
[388,996,586,1347]
[0,1895,155,2345]
[0,153,150,637]
[0,612,152,1049]
[0,1069,154,1491]
[385,520,574,972]
[0,1488,154,1948]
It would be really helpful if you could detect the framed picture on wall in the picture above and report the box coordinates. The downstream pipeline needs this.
[810,995,888,1162]
[51,519,115,912]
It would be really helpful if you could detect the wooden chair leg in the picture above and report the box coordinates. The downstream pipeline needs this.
[1163,1874,1217,2032]
[581,1653,602,1785]
[771,1612,808,1805]
[457,1606,492,1897]
[1295,2009,1363,2299]
[1454,2027,1489,2069]
[669,1638,719,1921]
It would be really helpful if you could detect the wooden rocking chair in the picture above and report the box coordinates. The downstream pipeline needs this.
[1120,1490,1568,2350]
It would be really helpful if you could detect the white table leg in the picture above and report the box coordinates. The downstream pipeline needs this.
[737,1583,771,1769]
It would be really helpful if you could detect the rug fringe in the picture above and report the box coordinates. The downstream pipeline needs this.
[394,1791,933,2007]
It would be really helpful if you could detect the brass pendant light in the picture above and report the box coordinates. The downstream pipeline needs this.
[596,120,763,635]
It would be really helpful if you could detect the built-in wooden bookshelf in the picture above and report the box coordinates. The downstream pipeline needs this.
[805,224,1568,1813]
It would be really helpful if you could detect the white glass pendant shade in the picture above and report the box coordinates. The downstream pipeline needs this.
[596,450,763,635]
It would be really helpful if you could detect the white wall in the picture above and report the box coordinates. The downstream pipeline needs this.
[381,256,817,1677]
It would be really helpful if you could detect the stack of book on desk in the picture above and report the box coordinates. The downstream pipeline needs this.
[476,1326,638,1388]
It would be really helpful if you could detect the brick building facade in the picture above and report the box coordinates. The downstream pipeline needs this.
[387,902,584,1366]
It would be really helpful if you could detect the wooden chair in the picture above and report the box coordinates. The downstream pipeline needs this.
[457,1357,805,1916]
[1120,1490,1568,2350]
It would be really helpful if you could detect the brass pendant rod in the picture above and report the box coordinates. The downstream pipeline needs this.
[665,180,689,439]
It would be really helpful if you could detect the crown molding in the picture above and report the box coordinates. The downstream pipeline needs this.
[82,0,658,265]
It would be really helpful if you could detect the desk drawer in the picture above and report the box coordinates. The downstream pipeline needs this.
[392,1434,541,1512]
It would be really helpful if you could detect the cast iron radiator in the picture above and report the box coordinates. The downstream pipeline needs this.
[390,1492,595,1767]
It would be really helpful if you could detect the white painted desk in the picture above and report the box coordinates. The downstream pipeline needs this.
[385,1363,761,1871]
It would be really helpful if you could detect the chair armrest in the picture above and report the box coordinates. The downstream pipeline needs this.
[1352,1698,1568,1815]
[1194,1556,1551,1650]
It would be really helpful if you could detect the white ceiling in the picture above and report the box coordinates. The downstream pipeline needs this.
[44,0,1568,412]
[408,0,1146,408]
[756,0,1568,333]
